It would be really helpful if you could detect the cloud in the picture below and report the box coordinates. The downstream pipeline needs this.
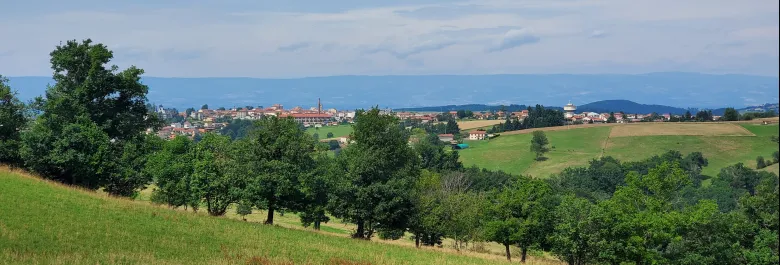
[395,40,457,59]
[277,42,312,52]
[486,29,540,52]
[590,30,608,38]
[363,39,457,59]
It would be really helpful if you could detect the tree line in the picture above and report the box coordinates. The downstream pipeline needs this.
[1,40,778,264]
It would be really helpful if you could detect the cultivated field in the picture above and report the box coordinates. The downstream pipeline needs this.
[609,123,754,137]
[457,120,503,130]
[0,168,561,265]
[459,123,779,178]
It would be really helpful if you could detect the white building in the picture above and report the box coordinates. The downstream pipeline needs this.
[564,102,577,119]
[468,130,487,140]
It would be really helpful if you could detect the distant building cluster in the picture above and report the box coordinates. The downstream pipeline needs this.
[149,99,357,140]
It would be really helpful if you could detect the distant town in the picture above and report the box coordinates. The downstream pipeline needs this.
[152,99,777,141]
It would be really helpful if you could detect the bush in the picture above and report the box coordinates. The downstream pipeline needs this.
[773,151,779,164]
[756,156,766,169]
[327,132,334,138]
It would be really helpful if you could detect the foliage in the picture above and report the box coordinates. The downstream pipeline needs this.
[220,119,255,140]
[723,107,739,121]
[530,131,550,160]
[237,116,316,224]
[757,156,767,169]
[414,133,462,172]
[146,136,198,209]
[607,112,617,123]
[0,75,27,166]
[328,107,420,239]
[327,132,334,138]
[191,133,243,216]
[20,39,160,196]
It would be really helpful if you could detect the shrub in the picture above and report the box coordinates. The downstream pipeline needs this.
[756,156,766,169]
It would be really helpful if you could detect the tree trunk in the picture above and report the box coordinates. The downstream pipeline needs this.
[521,247,528,263]
[505,243,511,261]
[265,204,275,225]
[354,220,365,239]
[314,220,321,230]
[415,234,421,248]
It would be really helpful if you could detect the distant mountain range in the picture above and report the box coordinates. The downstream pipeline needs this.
[7,72,779,110]
[398,100,780,115]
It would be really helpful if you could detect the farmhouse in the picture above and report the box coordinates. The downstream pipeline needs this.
[468,130,487,140]
[438,134,454,142]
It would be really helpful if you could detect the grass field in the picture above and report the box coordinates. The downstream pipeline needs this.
[459,123,779,178]
[0,168,560,265]
[307,125,353,139]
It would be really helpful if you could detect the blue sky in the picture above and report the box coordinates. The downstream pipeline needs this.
[1,0,778,77]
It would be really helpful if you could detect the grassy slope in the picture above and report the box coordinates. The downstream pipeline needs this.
[307,125,353,139]
[0,170,518,265]
[459,124,779,178]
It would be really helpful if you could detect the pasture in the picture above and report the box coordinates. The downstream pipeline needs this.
[308,124,353,139]
[459,123,779,178]
[0,168,560,265]
[609,123,753,137]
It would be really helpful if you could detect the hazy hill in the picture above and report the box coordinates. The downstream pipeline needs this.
[8,72,778,110]
[577,100,690,114]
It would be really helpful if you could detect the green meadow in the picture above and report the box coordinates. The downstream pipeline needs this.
[459,124,779,178]
[307,124,353,139]
[0,169,556,265]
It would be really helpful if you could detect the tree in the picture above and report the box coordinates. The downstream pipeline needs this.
[607,112,617,123]
[328,107,420,239]
[549,196,598,265]
[299,155,339,230]
[0,75,27,166]
[327,132,334,138]
[328,139,340,150]
[185,108,196,118]
[773,151,779,164]
[191,133,243,216]
[723,108,739,121]
[218,107,226,111]
[684,110,693,121]
[486,178,555,262]
[245,106,254,110]
[756,156,766,169]
[415,133,462,172]
[146,136,198,210]
[201,104,209,110]
[312,133,319,141]
[456,110,466,119]
[237,116,316,224]
[21,39,161,196]
[530,131,550,160]
[236,200,252,221]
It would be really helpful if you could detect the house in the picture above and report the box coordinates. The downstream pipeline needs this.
[468,130,487,140]
[438,134,454,142]
[280,113,332,125]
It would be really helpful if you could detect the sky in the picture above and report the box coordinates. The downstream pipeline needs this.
[1,0,778,78]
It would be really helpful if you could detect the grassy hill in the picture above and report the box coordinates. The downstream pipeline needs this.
[0,168,552,265]
[459,123,779,178]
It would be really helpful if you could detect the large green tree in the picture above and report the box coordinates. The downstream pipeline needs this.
[0,75,27,166]
[486,178,555,262]
[723,108,739,121]
[20,39,161,196]
[328,107,420,239]
[191,133,243,216]
[146,135,198,210]
[237,116,315,224]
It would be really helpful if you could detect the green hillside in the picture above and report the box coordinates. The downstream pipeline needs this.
[0,169,508,265]
[459,124,779,178]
